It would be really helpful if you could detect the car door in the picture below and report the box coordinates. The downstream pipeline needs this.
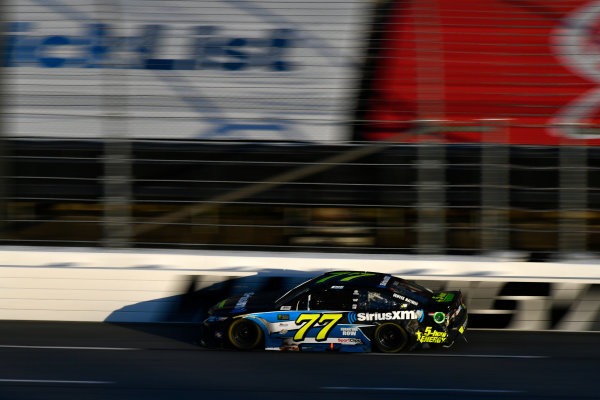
[262,287,352,343]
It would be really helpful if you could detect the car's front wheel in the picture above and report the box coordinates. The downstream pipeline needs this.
[228,318,264,350]
[373,322,409,352]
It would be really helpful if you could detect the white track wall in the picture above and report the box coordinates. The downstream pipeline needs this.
[0,247,599,330]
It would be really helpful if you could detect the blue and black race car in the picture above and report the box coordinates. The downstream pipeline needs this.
[200,271,468,352]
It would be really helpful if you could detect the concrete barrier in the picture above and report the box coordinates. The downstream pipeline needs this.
[0,246,598,330]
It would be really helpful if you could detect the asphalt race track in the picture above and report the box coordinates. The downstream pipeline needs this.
[0,321,598,400]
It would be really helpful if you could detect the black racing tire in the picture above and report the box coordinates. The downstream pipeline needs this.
[373,322,410,353]
[227,318,264,350]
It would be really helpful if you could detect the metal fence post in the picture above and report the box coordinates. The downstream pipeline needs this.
[103,139,132,248]
[413,0,446,254]
[481,120,510,254]
[416,127,446,254]
[559,138,587,256]
[0,4,8,240]
[101,1,132,248]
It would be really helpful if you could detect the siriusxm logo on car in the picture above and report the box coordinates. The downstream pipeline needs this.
[4,22,293,71]
[349,310,424,323]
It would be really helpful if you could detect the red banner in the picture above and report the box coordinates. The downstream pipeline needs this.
[360,0,600,145]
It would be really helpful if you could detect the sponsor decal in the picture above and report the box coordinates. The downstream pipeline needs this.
[450,305,463,320]
[294,313,343,341]
[379,275,391,287]
[4,23,293,72]
[356,310,422,322]
[316,272,376,284]
[432,293,455,303]
[431,312,446,324]
[279,306,292,311]
[358,1,600,145]
[340,327,359,336]
[337,338,363,344]
[331,286,344,289]
[392,293,419,306]
[551,1,600,139]
[416,327,447,344]
[348,312,358,324]
[349,310,424,323]
[277,314,290,321]
[232,292,253,313]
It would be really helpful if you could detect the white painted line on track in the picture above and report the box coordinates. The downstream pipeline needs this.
[363,353,547,359]
[322,387,524,394]
[0,379,114,385]
[0,345,140,351]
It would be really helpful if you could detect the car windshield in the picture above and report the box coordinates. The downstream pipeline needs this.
[389,278,432,302]
[274,276,319,307]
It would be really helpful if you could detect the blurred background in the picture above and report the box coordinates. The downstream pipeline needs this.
[1,0,599,260]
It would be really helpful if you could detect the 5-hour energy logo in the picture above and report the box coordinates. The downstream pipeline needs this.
[416,327,447,344]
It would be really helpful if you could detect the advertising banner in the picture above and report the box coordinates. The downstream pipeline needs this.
[4,0,367,141]
[359,0,600,145]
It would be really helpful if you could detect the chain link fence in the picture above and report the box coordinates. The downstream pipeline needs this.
[0,129,597,260]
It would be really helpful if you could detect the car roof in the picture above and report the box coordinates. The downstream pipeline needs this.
[307,271,391,290]
[275,270,432,307]
[307,271,433,300]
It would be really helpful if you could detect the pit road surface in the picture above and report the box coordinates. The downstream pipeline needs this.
[0,321,597,400]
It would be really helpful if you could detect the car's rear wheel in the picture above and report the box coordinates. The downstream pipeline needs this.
[228,318,263,350]
[373,322,409,352]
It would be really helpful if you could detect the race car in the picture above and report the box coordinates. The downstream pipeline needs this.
[200,271,467,352]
